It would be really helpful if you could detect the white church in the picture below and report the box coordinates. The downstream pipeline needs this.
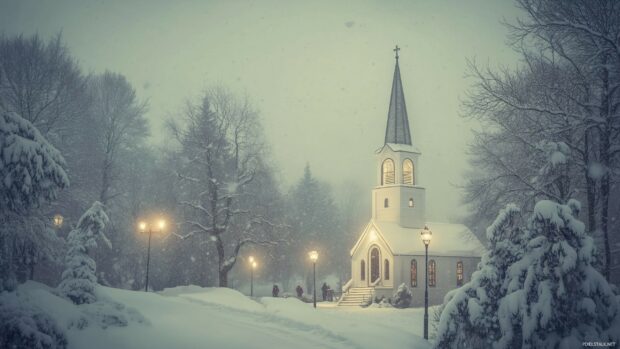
[339,49,484,307]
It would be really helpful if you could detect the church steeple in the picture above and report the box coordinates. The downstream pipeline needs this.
[384,45,412,145]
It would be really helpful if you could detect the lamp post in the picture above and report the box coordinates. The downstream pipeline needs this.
[138,219,166,292]
[421,225,432,340]
[249,256,257,297]
[309,250,318,308]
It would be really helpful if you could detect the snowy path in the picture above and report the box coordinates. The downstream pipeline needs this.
[20,283,432,349]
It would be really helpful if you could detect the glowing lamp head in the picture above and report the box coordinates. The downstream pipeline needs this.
[249,256,254,264]
[158,219,166,230]
[252,261,257,269]
[421,225,432,246]
[53,214,64,227]
[309,250,318,263]
[139,221,147,233]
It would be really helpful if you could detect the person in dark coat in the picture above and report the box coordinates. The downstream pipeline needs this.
[321,282,328,301]
[272,284,280,297]
[295,285,303,298]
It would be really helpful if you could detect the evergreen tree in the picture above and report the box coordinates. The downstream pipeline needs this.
[435,204,525,349]
[498,200,619,348]
[436,200,620,348]
[0,110,69,291]
[59,202,109,304]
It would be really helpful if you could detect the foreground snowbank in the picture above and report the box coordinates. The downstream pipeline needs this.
[8,282,431,349]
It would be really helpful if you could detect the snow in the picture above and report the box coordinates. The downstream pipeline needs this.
[12,282,433,349]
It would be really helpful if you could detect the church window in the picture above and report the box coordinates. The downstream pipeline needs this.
[456,261,464,286]
[361,260,365,280]
[429,260,436,287]
[384,259,390,280]
[384,198,389,208]
[370,248,380,283]
[410,259,417,287]
[408,198,414,207]
[403,159,414,185]
[382,159,395,185]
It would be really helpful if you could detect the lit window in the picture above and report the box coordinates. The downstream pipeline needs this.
[457,261,464,286]
[382,159,395,185]
[384,198,389,208]
[384,259,390,280]
[403,159,414,185]
[410,259,417,287]
[429,260,436,287]
[361,260,365,280]
[408,198,414,207]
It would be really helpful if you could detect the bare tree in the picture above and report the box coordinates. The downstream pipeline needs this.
[170,87,281,287]
[0,33,85,137]
[462,0,620,279]
[87,71,148,205]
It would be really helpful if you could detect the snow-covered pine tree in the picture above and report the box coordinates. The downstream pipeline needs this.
[392,283,412,308]
[59,202,110,305]
[0,110,69,291]
[497,200,620,348]
[435,204,524,349]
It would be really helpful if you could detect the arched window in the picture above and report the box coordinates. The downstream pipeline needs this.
[410,259,417,287]
[382,159,395,185]
[384,259,390,280]
[361,260,365,281]
[403,159,414,185]
[429,260,436,287]
[384,198,389,208]
[408,198,414,207]
[456,261,464,286]
[370,248,380,283]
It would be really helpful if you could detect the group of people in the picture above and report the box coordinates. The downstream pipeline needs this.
[271,283,334,302]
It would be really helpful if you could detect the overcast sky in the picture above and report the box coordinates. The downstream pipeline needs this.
[1,0,522,222]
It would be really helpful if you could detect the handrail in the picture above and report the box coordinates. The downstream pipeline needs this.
[342,279,353,293]
[370,277,382,287]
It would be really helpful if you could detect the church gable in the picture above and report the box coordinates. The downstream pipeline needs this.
[350,221,394,258]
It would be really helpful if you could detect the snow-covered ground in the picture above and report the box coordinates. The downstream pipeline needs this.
[15,282,433,349]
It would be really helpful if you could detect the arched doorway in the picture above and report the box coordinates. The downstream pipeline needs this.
[370,247,380,284]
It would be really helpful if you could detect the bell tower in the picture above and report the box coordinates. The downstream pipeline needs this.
[371,46,426,228]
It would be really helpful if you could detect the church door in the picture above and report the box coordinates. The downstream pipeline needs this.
[370,247,380,284]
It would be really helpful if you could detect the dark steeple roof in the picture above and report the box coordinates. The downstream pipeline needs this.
[384,46,412,145]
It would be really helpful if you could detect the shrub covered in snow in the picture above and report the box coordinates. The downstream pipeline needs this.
[59,202,110,305]
[392,283,412,309]
[435,201,620,349]
[0,291,67,349]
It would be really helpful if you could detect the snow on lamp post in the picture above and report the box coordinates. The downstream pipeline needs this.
[53,214,64,228]
[309,250,319,309]
[420,225,432,340]
[249,257,257,297]
[138,219,166,292]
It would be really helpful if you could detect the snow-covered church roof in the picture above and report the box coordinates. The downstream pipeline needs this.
[352,220,485,258]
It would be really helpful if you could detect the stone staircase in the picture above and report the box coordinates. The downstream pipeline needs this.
[338,287,374,307]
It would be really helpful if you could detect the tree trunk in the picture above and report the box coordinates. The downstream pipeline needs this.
[598,59,612,281]
[216,236,228,287]
[584,128,598,234]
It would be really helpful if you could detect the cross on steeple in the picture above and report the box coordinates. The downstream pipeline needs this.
[393,45,400,60]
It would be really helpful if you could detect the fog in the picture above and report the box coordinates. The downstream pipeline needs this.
[1,0,521,221]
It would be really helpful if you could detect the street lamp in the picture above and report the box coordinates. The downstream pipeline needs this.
[309,250,318,308]
[249,257,257,297]
[53,214,64,228]
[421,225,432,340]
[138,219,166,292]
